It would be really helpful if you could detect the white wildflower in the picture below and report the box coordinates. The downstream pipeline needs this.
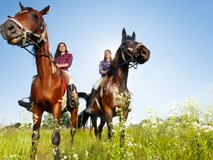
[152,125,156,128]
[73,154,78,160]
[158,121,163,125]
[127,141,133,147]
[85,150,88,158]
[142,123,147,127]
[192,122,201,128]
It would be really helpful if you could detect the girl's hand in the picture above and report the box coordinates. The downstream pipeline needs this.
[56,63,61,68]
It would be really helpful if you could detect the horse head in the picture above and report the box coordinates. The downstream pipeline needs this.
[0,2,50,48]
[120,28,150,65]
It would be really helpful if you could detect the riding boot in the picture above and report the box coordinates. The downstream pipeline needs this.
[18,97,32,111]
[67,84,76,108]
[85,88,98,114]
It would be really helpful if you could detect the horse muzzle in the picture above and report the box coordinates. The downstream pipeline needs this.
[0,20,24,45]
[134,43,151,64]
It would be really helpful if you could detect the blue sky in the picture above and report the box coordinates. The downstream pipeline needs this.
[0,0,212,126]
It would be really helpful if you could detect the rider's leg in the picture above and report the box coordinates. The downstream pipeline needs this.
[85,78,102,114]
[18,75,36,111]
[18,96,32,111]
[67,76,77,108]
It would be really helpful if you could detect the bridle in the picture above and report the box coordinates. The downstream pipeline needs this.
[8,17,46,47]
[120,43,143,69]
[7,12,52,60]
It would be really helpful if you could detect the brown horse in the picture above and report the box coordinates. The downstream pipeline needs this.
[78,28,150,145]
[0,3,78,160]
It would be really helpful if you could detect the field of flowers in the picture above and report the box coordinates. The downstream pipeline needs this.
[0,98,212,160]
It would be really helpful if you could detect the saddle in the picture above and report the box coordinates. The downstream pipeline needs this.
[93,76,108,114]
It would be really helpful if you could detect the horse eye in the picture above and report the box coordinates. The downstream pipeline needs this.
[32,13,39,19]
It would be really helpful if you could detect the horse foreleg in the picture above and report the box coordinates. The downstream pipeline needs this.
[52,105,62,160]
[105,116,113,140]
[107,121,113,140]
[98,117,106,140]
[70,108,77,146]
[30,110,43,160]
[52,119,61,160]
[91,116,98,139]
[89,117,94,137]
[120,110,129,147]
[104,109,114,140]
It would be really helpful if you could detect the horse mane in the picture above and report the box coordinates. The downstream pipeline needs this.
[105,47,121,80]
[25,7,33,10]
[122,35,135,41]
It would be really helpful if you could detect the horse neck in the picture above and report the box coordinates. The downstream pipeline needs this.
[111,49,129,86]
[35,33,53,78]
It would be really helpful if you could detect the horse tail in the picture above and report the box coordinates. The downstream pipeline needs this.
[77,110,91,128]
[77,92,90,128]
[78,92,89,101]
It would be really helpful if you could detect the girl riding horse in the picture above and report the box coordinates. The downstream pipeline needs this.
[0,3,78,160]
[78,28,150,145]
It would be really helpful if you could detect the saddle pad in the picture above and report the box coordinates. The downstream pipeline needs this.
[60,91,67,111]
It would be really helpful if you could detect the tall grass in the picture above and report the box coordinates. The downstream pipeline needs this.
[0,98,213,160]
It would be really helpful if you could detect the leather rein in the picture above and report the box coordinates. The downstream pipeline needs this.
[119,43,143,69]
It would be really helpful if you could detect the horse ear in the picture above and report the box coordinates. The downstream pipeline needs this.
[122,28,126,39]
[19,2,26,11]
[132,31,136,40]
[40,5,50,15]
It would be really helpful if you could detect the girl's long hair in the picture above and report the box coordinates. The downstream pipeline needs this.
[54,42,69,58]
[103,49,113,62]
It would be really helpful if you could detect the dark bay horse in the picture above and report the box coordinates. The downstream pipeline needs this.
[77,93,106,139]
[78,28,150,145]
[0,3,78,160]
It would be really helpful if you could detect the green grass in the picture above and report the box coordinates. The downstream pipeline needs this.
[1,98,213,160]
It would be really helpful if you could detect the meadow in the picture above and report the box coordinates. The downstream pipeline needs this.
[0,98,213,160]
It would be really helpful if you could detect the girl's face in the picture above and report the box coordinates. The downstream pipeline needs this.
[59,43,66,53]
[105,50,111,59]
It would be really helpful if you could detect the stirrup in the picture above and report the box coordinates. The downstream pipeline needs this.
[71,99,77,107]
[67,97,77,109]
